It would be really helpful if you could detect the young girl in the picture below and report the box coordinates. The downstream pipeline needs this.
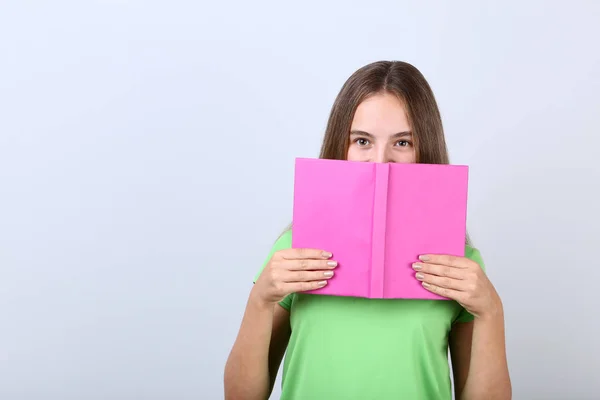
[224,61,511,400]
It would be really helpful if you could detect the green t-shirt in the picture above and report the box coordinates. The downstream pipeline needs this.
[254,230,486,400]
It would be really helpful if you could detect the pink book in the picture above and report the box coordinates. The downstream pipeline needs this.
[292,157,468,300]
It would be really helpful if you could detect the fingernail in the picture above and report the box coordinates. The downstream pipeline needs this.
[327,261,338,267]
[318,280,328,286]
[322,251,332,258]
[415,272,424,280]
[323,271,334,277]
[422,282,431,288]
[412,263,422,270]
[419,255,430,261]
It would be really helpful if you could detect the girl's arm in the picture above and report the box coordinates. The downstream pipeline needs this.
[450,310,512,399]
[224,290,291,400]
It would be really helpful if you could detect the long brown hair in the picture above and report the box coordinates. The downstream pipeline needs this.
[283,60,469,244]
[319,60,449,164]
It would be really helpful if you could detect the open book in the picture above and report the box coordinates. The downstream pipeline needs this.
[292,157,468,300]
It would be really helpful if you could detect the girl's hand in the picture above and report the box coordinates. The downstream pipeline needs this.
[253,248,338,306]
[413,254,502,318]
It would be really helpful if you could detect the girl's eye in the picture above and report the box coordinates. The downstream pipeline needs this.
[395,140,412,147]
[356,138,370,146]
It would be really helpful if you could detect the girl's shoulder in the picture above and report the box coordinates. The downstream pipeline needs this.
[464,245,486,272]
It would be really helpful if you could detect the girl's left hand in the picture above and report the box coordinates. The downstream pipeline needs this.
[413,254,502,319]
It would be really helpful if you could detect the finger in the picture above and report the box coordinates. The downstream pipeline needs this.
[286,279,329,293]
[286,259,338,271]
[415,272,468,291]
[412,262,465,279]
[278,248,333,260]
[282,269,335,283]
[418,254,469,268]
[421,282,464,300]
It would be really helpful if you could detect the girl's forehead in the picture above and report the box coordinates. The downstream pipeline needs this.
[351,93,411,135]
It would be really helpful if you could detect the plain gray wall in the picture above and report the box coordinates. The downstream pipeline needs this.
[1,1,599,399]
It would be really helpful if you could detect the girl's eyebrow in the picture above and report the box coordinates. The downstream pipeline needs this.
[391,131,412,139]
[350,130,375,138]
[350,130,412,138]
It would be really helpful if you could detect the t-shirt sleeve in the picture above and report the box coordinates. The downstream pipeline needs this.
[253,230,294,311]
[453,246,487,324]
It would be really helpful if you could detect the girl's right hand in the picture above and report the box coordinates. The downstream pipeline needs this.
[252,248,338,305]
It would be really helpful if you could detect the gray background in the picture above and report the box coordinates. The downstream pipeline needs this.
[1,1,599,399]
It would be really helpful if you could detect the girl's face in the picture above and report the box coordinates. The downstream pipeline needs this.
[347,92,416,164]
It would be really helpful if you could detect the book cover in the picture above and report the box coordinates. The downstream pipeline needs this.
[292,157,468,300]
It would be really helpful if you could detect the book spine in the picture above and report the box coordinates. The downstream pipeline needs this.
[369,163,389,298]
